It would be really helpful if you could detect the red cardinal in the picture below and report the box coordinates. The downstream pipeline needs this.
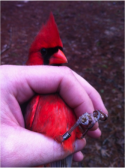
[25,13,82,166]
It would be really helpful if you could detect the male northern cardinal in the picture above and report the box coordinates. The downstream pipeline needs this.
[25,13,82,166]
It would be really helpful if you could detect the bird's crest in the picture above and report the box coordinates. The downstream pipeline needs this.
[29,13,63,54]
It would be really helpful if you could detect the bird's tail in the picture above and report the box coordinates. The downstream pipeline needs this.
[34,155,73,168]
[50,155,73,168]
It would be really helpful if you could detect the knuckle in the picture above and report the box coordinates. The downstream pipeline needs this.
[0,65,12,80]
[60,66,73,76]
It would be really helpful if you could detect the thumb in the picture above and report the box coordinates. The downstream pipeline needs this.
[1,126,86,167]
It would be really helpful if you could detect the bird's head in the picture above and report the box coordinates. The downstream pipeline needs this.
[26,13,67,65]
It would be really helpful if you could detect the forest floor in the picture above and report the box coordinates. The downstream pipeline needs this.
[1,1,124,167]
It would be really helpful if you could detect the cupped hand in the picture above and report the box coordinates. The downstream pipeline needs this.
[0,65,108,166]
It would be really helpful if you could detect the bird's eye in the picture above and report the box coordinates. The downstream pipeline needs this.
[41,48,47,56]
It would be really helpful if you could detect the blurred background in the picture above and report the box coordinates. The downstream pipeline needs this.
[1,1,124,167]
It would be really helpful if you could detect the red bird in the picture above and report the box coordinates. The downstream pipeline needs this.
[25,13,82,166]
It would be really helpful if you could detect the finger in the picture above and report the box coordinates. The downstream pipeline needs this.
[73,151,84,162]
[87,128,101,138]
[72,71,108,137]
[73,138,86,152]
[72,70,108,116]
[2,65,95,115]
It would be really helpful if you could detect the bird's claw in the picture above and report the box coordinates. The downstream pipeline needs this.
[61,110,108,142]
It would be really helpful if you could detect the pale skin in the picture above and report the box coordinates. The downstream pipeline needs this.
[0,65,108,167]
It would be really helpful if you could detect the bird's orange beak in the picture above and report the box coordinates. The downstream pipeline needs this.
[49,49,68,65]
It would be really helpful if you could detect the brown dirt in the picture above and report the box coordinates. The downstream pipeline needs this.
[1,1,124,167]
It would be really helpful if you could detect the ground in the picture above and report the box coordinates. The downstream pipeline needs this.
[1,1,124,167]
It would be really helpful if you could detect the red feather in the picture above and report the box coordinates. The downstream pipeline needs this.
[25,94,81,151]
[26,13,63,65]
[29,13,63,53]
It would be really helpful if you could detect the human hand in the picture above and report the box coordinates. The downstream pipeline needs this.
[1,65,108,166]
